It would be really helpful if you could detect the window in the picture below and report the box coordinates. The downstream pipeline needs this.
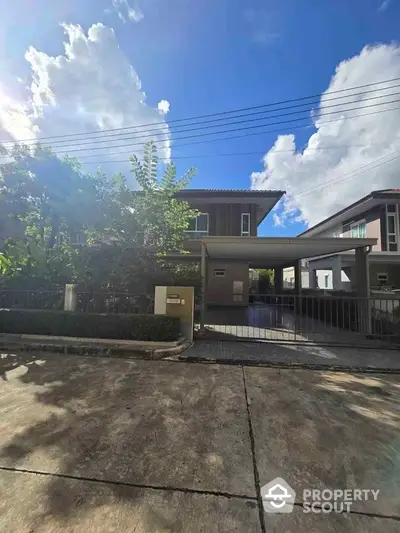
[386,204,398,252]
[241,213,250,236]
[185,213,209,238]
[214,269,225,277]
[350,220,366,238]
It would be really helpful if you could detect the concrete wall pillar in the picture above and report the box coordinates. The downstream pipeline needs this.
[154,286,167,315]
[274,267,283,294]
[332,255,342,291]
[64,284,78,311]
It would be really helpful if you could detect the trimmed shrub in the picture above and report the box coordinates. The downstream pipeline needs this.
[0,309,180,342]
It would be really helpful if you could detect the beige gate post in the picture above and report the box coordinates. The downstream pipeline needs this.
[154,286,195,342]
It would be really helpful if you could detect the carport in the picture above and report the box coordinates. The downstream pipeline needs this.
[199,236,377,337]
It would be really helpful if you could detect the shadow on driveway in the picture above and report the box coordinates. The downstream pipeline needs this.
[0,352,255,532]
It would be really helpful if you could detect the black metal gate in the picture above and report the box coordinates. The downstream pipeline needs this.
[195,293,400,348]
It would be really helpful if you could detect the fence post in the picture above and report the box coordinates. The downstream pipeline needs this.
[355,247,371,335]
[64,284,78,311]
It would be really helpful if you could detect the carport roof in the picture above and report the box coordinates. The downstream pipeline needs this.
[201,236,377,267]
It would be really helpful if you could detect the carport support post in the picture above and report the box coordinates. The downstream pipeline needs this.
[200,241,207,330]
[274,267,283,294]
[308,266,317,289]
[294,260,303,331]
[332,255,342,291]
[355,246,371,335]
[294,260,302,295]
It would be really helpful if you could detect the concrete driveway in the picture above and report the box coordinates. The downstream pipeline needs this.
[184,340,400,370]
[0,352,399,532]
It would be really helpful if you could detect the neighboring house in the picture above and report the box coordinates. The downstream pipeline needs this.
[173,189,284,305]
[283,260,351,290]
[299,189,400,291]
[283,262,311,289]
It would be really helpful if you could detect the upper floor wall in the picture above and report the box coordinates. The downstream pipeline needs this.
[184,202,258,238]
[309,201,400,252]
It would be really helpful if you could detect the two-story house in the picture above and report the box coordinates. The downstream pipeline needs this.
[174,189,284,305]
[298,189,400,291]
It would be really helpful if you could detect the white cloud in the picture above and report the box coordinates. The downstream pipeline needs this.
[251,44,400,228]
[272,213,284,227]
[378,0,392,12]
[0,23,170,183]
[157,99,170,115]
[111,0,144,23]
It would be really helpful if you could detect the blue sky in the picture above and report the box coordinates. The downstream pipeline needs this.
[1,0,400,236]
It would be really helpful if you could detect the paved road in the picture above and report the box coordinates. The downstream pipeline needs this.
[0,352,399,532]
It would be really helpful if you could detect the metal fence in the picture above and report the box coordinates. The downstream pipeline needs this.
[0,289,65,310]
[76,292,152,314]
[198,293,400,347]
[0,289,152,315]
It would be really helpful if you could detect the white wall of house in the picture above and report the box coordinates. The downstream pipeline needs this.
[283,267,311,289]
[283,266,350,290]
[315,269,351,290]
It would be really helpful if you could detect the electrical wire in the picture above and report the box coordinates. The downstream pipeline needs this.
[11,87,400,151]
[295,149,400,199]
[1,75,400,145]
[2,96,399,159]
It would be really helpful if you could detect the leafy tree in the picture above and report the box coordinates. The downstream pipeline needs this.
[0,145,112,250]
[0,253,10,274]
[0,145,114,287]
[257,269,274,293]
[0,141,199,293]
[130,141,199,254]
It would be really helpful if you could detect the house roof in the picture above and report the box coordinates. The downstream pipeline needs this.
[298,189,400,238]
[175,189,285,225]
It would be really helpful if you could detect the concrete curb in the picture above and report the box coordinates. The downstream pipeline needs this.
[0,335,191,360]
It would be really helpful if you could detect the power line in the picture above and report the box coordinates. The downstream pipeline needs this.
[2,96,399,160]
[296,149,400,199]
[3,82,400,150]
[74,105,400,161]
[1,75,400,145]
[8,87,400,152]
[1,104,398,165]
[83,141,400,165]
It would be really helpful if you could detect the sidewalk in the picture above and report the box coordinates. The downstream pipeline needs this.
[0,352,399,532]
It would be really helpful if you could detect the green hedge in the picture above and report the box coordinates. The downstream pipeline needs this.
[0,309,180,342]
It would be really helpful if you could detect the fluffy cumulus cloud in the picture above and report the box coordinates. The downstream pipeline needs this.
[251,44,400,228]
[0,23,170,182]
[111,0,144,23]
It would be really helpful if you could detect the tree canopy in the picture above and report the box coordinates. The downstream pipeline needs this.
[0,142,198,292]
